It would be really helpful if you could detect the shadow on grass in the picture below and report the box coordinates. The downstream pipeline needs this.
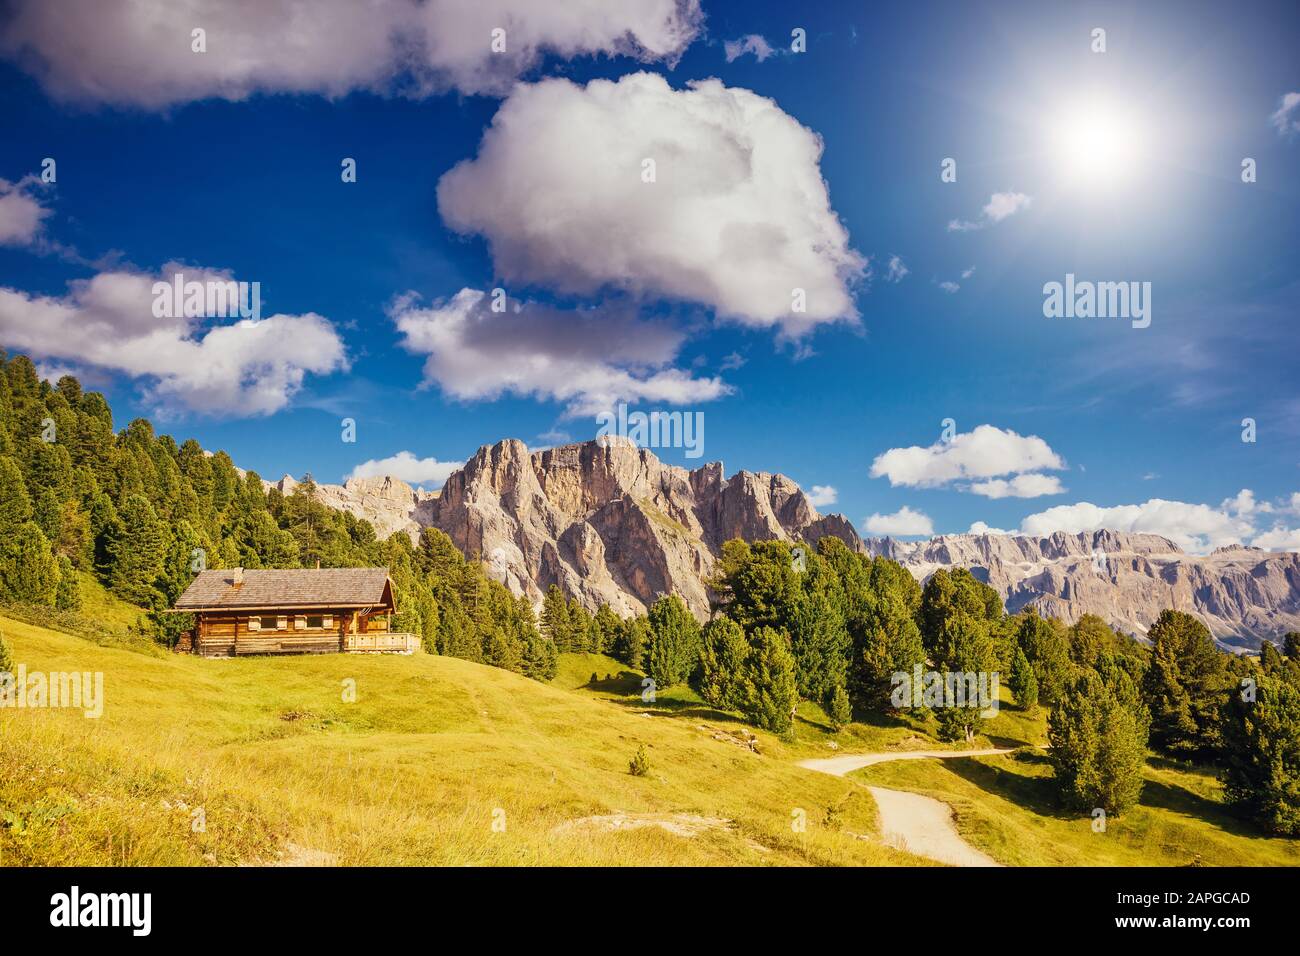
[941,749,1079,822]
[582,670,643,695]
[586,672,746,726]
[1137,775,1271,840]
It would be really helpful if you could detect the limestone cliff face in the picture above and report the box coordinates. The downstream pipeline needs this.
[267,473,438,542]
[285,440,1299,646]
[867,532,1300,649]
[426,438,861,618]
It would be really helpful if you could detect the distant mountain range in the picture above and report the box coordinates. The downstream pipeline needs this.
[267,438,1300,649]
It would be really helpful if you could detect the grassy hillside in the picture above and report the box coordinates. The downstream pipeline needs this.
[854,749,1300,867]
[3,618,1293,867]
[0,616,924,866]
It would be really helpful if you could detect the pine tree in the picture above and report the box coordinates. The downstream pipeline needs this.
[54,555,82,611]
[0,521,60,605]
[738,626,798,735]
[645,595,701,689]
[1009,646,1039,711]
[787,589,850,706]
[107,494,169,606]
[614,615,649,669]
[0,630,12,674]
[567,598,592,653]
[825,684,852,731]
[1141,609,1231,757]
[540,585,573,651]
[851,556,925,714]
[0,454,32,532]
[697,615,749,710]
[1049,669,1149,815]
[1220,675,1300,835]
[1015,609,1072,705]
[593,604,621,656]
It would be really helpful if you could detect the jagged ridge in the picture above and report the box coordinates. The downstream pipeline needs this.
[286,438,1300,647]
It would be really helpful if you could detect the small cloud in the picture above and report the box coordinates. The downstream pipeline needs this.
[537,428,572,445]
[346,451,462,489]
[885,255,909,283]
[864,505,934,537]
[948,191,1032,232]
[0,175,52,248]
[723,34,775,63]
[937,280,960,294]
[968,474,1065,499]
[1271,92,1300,136]
[719,351,746,372]
[968,520,1011,536]
[961,265,976,279]
[806,484,838,507]
[1142,472,1159,480]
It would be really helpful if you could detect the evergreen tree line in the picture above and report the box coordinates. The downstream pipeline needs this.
[577,533,1300,837]
[0,351,557,682]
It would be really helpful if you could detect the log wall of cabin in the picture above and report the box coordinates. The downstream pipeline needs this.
[194,608,377,657]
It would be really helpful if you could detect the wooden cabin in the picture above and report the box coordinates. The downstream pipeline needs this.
[171,567,420,657]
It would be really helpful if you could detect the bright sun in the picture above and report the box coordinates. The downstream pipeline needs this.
[1052,100,1144,188]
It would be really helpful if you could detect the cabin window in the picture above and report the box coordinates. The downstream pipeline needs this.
[294,616,307,630]
[247,617,261,631]
[307,615,325,629]
[322,615,334,629]
[259,616,278,630]
[276,616,288,630]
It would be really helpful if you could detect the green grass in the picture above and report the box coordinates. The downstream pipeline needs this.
[4,621,1293,867]
[74,571,147,632]
[0,617,922,866]
[852,725,1300,866]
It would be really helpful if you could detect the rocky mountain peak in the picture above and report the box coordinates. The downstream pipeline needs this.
[286,438,1299,646]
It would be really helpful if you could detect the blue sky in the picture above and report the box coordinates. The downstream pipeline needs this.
[1,0,1298,553]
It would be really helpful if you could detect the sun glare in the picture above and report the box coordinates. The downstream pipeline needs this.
[1052,100,1144,188]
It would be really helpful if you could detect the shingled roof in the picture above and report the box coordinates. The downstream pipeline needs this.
[173,568,394,611]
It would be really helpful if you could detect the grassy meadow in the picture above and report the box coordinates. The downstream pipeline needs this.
[1,615,1295,866]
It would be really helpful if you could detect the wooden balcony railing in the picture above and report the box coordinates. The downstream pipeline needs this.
[344,631,421,655]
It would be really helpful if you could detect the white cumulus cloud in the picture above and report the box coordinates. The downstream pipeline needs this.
[391,287,730,417]
[347,451,461,489]
[869,424,1065,495]
[0,264,346,417]
[864,505,934,537]
[1014,494,1256,554]
[806,484,838,507]
[0,176,51,247]
[966,489,1300,555]
[969,474,1066,499]
[436,72,867,337]
[947,191,1032,232]
[0,0,704,107]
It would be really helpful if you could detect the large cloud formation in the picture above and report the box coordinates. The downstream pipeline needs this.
[870,424,1066,497]
[0,0,704,107]
[391,287,730,417]
[437,72,866,336]
[971,489,1300,555]
[0,265,346,416]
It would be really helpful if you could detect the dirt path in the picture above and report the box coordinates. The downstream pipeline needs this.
[798,747,1014,867]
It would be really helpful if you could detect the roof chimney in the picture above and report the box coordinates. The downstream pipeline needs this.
[231,567,244,586]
